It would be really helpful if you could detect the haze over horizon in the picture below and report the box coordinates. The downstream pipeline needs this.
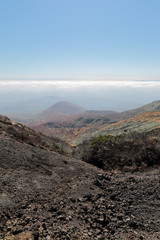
[0,79,160,114]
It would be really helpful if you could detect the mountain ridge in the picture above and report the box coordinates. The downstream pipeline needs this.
[30,100,160,145]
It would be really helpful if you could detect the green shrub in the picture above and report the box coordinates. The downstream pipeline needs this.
[82,132,160,170]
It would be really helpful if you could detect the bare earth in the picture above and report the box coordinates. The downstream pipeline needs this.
[0,135,160,240]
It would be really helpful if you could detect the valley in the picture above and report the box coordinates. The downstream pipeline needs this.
[0,135,159,240]
[0,100,160,239]
[25,100,160,146]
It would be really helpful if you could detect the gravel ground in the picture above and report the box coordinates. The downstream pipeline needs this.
[0,134,160,240]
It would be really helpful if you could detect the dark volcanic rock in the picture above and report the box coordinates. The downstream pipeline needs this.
[0,116,160,240]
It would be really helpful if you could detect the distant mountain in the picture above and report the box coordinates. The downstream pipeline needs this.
[43,101,86,115]
[30,100,160,145]
[57,109,160,145]
[34,101,86,123]
[82,110,117,115]
[0,96,63,115]
[139,100,160,111]
[119,100,160,120]
[93,100,160,123]
[92,110,160,140]
[8,99,160,132]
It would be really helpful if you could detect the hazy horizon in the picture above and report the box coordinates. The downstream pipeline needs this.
[0,79,160,115]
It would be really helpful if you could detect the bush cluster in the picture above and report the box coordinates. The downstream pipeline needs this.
[82,131,160,170]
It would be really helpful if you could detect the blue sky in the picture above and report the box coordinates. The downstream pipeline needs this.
[0,0,160,80]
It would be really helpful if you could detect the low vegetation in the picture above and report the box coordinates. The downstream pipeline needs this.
[82,131,160,170]
[0,115,72,156]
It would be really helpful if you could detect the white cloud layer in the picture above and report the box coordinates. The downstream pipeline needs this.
[0,80,160,92]
[0,80,160,113]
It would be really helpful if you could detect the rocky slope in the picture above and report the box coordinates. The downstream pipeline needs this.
[0,115,159,240]
[0,115,71,155]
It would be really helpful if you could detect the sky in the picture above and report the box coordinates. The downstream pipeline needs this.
[0,0,160,112]
[0,0,160,80]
